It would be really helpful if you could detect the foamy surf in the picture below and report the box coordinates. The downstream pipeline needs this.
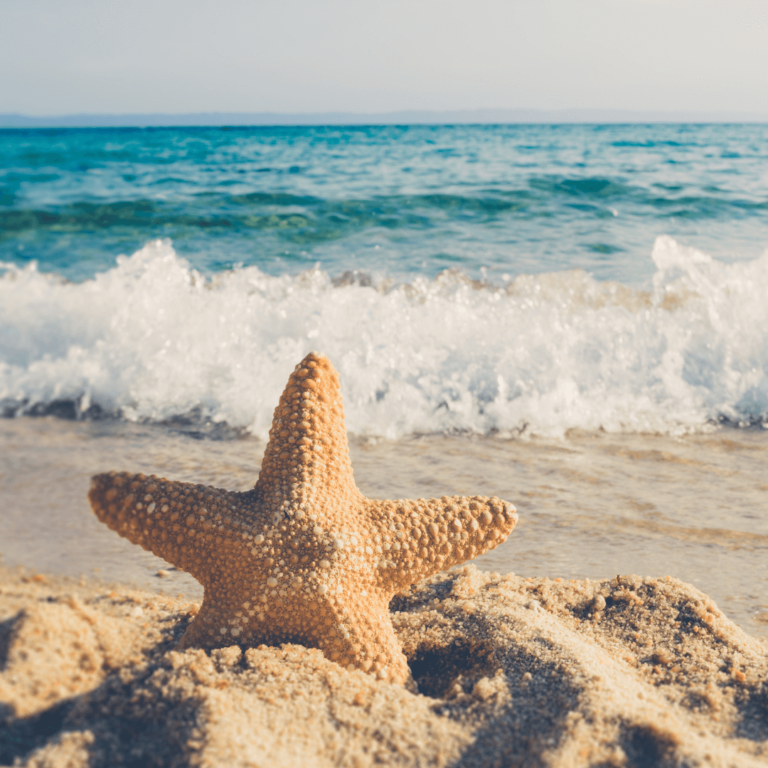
[1,236,767,439]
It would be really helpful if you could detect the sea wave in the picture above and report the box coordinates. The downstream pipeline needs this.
[3,184,766,240]
[1,236,767,438]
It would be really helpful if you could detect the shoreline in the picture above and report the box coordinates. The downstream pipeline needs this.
[2,563,767,767]
[2,416,767,639]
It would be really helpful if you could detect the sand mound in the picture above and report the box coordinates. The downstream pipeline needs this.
[2,565,767,767]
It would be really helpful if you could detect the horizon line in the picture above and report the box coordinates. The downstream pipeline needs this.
[2,107,768,128]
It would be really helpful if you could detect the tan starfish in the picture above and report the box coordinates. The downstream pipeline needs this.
[89,352,518,685]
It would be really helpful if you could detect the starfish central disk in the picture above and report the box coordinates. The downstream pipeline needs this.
[89,353,518,685]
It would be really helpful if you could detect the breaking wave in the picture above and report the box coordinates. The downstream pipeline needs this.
[1,236,767,439]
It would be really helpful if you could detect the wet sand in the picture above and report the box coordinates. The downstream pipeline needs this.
[1,417,767,636]
[2,563,768,767]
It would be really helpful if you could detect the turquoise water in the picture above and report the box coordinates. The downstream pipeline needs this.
[1,124,768,436]
[3,124,768,284]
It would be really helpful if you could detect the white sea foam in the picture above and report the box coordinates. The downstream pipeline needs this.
[1,236,767,439]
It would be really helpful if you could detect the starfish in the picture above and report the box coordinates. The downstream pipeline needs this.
[89,353,518,685]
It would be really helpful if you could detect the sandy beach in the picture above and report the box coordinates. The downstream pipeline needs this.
[2,417,768,765]
[2,562,767,767]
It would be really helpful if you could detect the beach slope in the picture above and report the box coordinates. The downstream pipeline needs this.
[1,565,767,767]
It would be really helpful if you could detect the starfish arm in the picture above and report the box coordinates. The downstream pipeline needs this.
[179,578,254,649]
[254,353,363,525]
[179,595,222,649]
[88,471,254,584]
[306,594,411,685]
[183,584,410,684]
[367,495,518,594]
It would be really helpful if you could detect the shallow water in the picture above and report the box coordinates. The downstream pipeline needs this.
[1,416,766,638]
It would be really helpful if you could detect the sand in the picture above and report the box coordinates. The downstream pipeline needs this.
[2,565,767,767]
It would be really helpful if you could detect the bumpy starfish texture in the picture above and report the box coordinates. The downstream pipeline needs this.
[89,353,518,685]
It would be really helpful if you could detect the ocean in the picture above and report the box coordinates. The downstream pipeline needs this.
[1,124,767,636]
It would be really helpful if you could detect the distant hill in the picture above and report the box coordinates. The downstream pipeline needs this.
[1,108,767,128]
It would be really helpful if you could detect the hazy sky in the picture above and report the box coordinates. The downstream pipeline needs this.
[1,0,767,115]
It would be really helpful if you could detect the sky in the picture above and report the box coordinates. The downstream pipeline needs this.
[1,0,767,116]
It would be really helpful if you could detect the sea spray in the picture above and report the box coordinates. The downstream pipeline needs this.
[1,236,767,438]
